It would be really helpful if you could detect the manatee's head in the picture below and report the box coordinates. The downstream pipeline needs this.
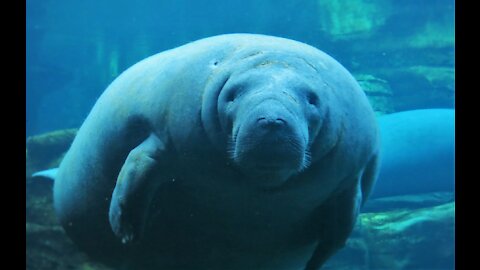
[202,50,341,187]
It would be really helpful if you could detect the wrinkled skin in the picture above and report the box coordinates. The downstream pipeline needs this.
[54,34,380,270]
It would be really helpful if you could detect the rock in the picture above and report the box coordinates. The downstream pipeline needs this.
[324,201,455,269]
[317,0,455,111]
[407,66,455,90]
[355,74,394,115]
[26,221,113,270]
[406,14,455,49]
[374,66,455,110]
[361,202,455,269]
[362,192,455,213]
[26,172,113,270]
[26,129,77,179]
[26,180,57,226]
[26,129,113,270]
[316,0,392,41]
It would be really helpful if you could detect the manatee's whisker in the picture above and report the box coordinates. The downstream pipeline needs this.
[227,135,236,159]
[286,136,303,149]
[300,149,312,171]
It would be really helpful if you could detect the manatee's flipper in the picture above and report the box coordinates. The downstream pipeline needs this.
[109,133,166,245]
[31,168,58,180]
[304,176,364,270]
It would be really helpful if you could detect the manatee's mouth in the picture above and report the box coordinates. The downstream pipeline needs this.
[254,164,286,171]
[228,121,310,182]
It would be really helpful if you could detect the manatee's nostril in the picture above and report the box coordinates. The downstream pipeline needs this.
[257,117,266,122]
[275,118,286,125]
[257,117,287,129]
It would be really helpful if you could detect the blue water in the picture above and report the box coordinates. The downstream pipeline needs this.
[26,0,454,137]
[26,0,455,269]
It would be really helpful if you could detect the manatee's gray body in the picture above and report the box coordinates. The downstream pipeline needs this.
[54,34,380,270]
[372,109,455,198]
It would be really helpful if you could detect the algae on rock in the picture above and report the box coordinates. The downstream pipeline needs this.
[408,14,455,49]
[371,66,455,110]
[324,200,455,270]
[355,74,394,115]
[316,0,392,40]
[360,202,455,269]
[408,65,455,90]
[26,128,77,179]
[26,129,112,270]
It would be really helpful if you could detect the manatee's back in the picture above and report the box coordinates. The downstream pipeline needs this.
[373,109,455,198]
[50,34,254,263]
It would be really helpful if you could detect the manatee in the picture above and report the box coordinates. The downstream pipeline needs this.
[371,109,455,198]
[53,34,380,270]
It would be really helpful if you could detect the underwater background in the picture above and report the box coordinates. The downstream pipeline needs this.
[26,0,455,269]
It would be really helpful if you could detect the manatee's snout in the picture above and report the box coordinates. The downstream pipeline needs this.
[247,113,299,166]
[231,97,310,182]
[245,98,296,137]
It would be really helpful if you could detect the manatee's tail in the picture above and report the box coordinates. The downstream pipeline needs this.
[31,168,58,181]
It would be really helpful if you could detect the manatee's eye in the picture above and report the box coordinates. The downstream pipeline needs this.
[225,89,236,103]
[306,92,319,106]
[224,86,244,104]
